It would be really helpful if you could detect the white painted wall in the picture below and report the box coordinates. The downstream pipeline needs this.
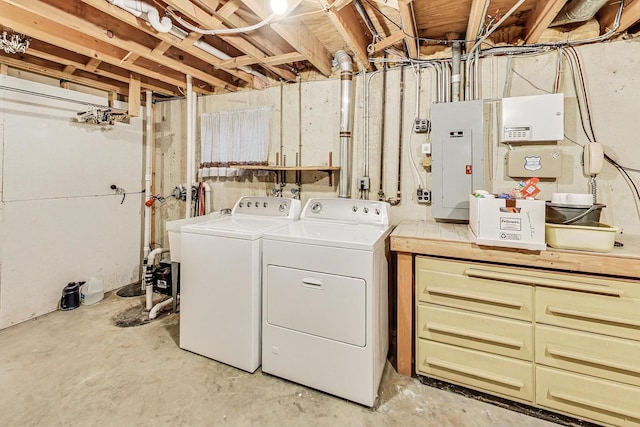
[0,75,143,329]
[155,38,640,245]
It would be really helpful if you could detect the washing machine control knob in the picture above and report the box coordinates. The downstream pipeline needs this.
[279,203,287,212]
[255,202,260,207]
[263,202,268,208]
[363,207,369,213]
[375,208,380,215]
[239,202,244,208]
[311,202,322,214]
[352,206,358,212]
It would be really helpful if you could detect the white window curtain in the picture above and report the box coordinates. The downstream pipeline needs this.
[199,107,270,177]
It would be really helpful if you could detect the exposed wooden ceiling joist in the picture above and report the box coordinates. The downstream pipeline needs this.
[241,0,333,76]
[162,0,297,81]
[0,1,208,95]
[398,0,418,59]
[599,0,640,34]
[524,0,570,44]
[466,0,487,51]
[318,0,374,71]
[3,0,238,91]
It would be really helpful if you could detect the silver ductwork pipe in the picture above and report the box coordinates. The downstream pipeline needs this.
[335,50,353,198]
[550,0,609,27]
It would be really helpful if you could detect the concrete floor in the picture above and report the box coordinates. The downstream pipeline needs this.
[0,291,562,427]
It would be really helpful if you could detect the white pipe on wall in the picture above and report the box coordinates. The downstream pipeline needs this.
[143,90,152,259]
[185,75,193,218]
[145,247,165,310]
[335,50,353,199]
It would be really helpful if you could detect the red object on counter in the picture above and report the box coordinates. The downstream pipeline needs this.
[520,177,540,198]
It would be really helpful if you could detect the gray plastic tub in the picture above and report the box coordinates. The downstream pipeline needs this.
[545,203,605,225]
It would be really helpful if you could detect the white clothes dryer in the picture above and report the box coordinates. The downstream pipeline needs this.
[179,196,300,373]
[261,198,392,406]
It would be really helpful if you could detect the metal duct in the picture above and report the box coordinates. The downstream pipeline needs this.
[335,50,354,199]
[550,0,609,27]
[451,42,462,102]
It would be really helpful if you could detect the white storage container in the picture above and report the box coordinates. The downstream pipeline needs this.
[469,195,546,251]
[81,275,104,305]
[166,212,223,262]
[545,223,619,252]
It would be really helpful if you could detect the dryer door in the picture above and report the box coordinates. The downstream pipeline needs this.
[266,265,366,347]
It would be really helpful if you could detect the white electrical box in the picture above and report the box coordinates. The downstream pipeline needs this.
[500,94,564,143]
[506,148,563,178]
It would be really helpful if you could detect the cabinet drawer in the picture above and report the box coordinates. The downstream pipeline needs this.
[417,304,533,361]
[416,258,533,321]
[536,366,640,426]
[417,340,534,402]
[536,288,640,341]
[536,325,640,387]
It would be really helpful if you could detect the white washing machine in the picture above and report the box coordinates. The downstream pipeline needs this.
[261,198,392,406]
[179,196,301,373]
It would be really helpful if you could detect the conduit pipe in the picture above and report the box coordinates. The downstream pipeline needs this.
[335,50,353,199]
[149,296,177,320]
[185,75,194,218]
[143,91,153,260]
[144,247,165,310]
[452,42,462,102]
[107,0,172,33]
[550,0,609,27]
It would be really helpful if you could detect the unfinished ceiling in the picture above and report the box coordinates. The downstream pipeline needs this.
[0,0,639,100]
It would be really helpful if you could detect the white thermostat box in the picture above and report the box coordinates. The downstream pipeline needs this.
[500,94,564,143]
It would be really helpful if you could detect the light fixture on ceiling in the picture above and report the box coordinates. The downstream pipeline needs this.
[270,0,288,15]
[0,31,30,54]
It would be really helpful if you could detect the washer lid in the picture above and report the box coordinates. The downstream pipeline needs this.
[263,220,392,250]
[181,216,293,240]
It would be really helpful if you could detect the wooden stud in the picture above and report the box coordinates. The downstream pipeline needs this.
[371,32,405,54]
[128,73,141,117]
[398,0,419,59]
[524,0,569,44]
[599,0,640,35]
[0,63,8,75]
[396,251,414,377]
[466,0,486,51]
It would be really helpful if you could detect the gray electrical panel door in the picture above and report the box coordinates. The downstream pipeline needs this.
[432,100,485,221]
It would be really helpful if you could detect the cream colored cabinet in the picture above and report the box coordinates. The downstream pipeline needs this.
[415,256,640,427]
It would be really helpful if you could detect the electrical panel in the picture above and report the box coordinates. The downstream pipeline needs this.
[432,100,487,221]
[506,148,563,178]
[500,93,564,143]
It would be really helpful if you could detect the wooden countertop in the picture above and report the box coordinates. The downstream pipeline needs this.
[391,220,640,279]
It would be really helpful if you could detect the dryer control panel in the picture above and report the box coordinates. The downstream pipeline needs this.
[232,196,301,219]
[301,198,390,226]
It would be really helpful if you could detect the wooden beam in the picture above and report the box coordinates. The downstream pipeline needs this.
[27,47,180,96]
[162,0,297,81]
[3,0,236,91]
[80,0,253,85]
[0,2,210,94]
[372,0,398,9]
[524,0,569,44]
[318,0,374,71]
[0,54,124,93]
[150,40,172,56]
[466,0,486,51]
[128,73,141,117]
[62,64,76,75]
[262,52,306,66]
[241,0,333,76]
[398,0,418,59]
[0,63,7,75]
[85,58,101,72]
[371,29,405,54]
[599,0,640,34]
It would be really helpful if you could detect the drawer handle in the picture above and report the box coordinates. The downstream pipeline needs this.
[549,389,639,420]
[301,277,323,287]
[465,269,623,297]
[427,287,523,309]
[426,357,524,389]
[546,345,640,375]
[547,306,640,328]
[427,322,524,349]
